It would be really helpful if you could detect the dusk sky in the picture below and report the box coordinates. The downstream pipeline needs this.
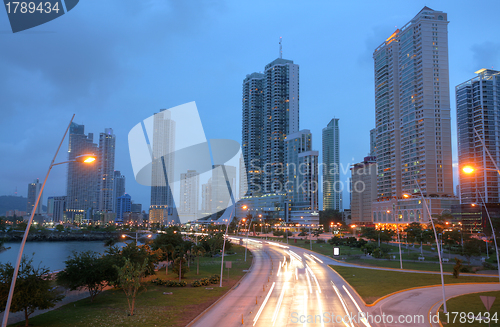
[1,0,499,211]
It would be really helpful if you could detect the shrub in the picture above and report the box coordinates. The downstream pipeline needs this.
[316,239,326,244]
[151,278,187,287]
[459,266,470,273]
[192,274,220,287]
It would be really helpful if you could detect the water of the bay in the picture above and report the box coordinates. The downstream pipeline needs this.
[0,241,130,272]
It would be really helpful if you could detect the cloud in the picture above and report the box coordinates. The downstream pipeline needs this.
[470,41,500,71]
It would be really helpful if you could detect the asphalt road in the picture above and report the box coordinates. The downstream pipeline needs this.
[191,238,373,327]
[190,238,499,327]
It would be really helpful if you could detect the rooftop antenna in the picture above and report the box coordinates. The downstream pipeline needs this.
[279,37,282,59]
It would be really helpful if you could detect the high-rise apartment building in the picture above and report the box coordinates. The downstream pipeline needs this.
[116,194,131,223]
[98,128,115,212]
[52,196,66,223]
[373,7,453,198]
[179,170,199,217]
[201,178,212,213]
[242,51,299,195]
[369,128,377,157]
[285,129,319,223]
[66,122,99,220]
[27,178,42,215]
[322,119,341,211]
[211,165,236,213]
[113,171,125,213]
[457,69,500,204]
[150,109,176,210]
[350,157,377,224]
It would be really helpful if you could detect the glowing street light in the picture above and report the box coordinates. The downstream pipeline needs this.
[2,115,97,327]
[462,165,475,174]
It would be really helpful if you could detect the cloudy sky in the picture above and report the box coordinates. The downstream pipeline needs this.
[1,0,499,211]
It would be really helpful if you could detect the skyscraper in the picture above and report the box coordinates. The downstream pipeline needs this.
[285,129,319,223]
[322,119,341,211]
[66,122,99,221]
[150,109,176,209]
[98,128,115,212]
[201,178,212,213]
[242,48,299,195]
[369,128,377,157]
[27,178,42,215]
[113,171,125,213]
[179,170,199,217]
[350,157,377,224]
[211,165,236,213]
[242,72,265,195]
[457,69,500,204]
[373,7,453,198]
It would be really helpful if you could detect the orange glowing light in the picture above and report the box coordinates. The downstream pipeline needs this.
[462,166,475,174]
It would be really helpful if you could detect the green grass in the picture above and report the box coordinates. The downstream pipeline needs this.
[344,257,455,272]
[10,245,252,327]
[440,291,500,326]
[329,265,498,304]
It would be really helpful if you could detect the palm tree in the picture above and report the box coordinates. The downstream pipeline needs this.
[174,246,185,282]
[193,245,206,275]
[163,243,174,275]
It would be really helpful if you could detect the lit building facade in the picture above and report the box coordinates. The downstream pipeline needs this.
[373,7,453,200]
[242,55,299,195]
[350,157,377,224]
[66,122,99,222]
[98,128,115,212]
[456,69,500,204]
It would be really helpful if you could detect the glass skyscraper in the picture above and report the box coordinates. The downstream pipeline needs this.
[322,118,340,211]
[456,69,500,204]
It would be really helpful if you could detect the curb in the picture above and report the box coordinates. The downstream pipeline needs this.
[185,245,257,327]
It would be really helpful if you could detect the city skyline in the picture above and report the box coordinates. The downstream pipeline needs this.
[2,1,500,212]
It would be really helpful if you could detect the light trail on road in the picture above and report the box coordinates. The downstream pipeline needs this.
[253,282,276,326]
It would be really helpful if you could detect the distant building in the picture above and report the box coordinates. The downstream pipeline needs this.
[235,193,287,221]
[322,119,340,211]
[98,128,115,212]
[350,156,377,224]
[456,69,500,204]
[27,178,42,215]
[211,165,236,213]
[150,109,175,209]
[113,171,125,213]
[201,179,212,214]
[66,122,99,223]
[116,194,131,223]
[123,212,144,225]
[131,202,142,213]
[179,170,199,218]
[285,129,319,224]
[52,196,66,223]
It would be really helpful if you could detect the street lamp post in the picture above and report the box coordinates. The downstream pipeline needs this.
[412,178,448,313]
[1,115,97,327]
[462,164,500,284]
